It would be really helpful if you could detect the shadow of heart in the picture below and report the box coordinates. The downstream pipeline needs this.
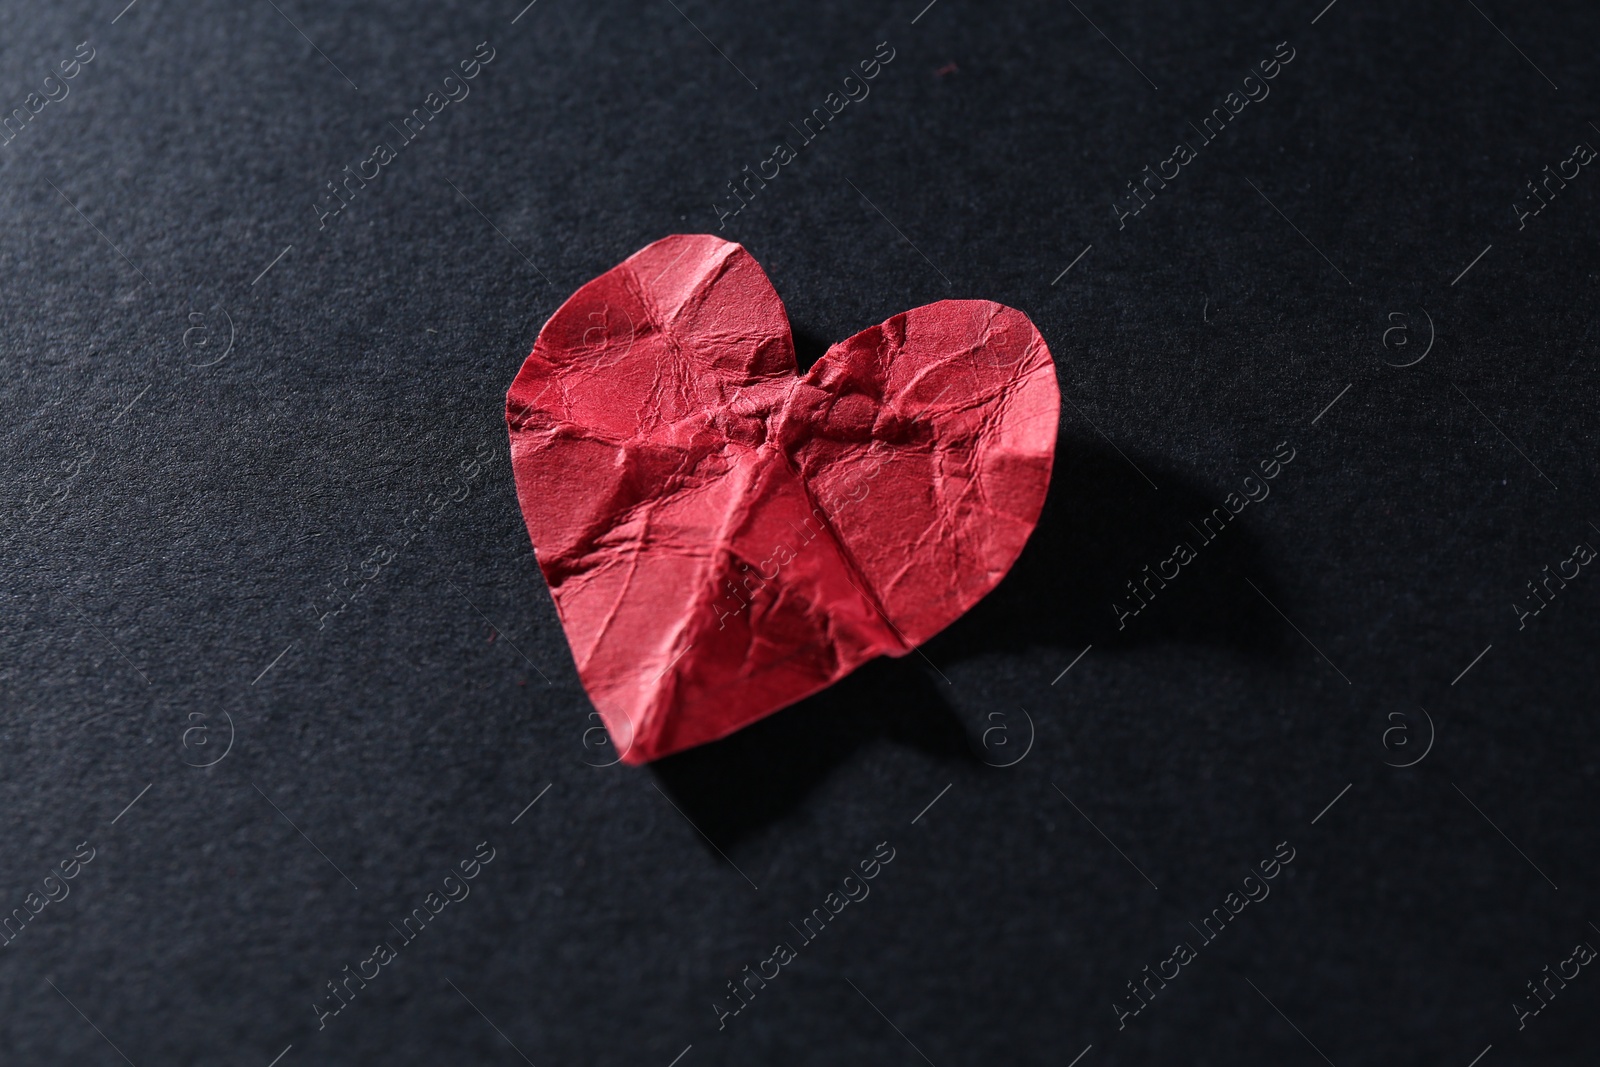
[651,434,1291,849]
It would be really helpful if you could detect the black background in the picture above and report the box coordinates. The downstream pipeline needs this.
[2,0,1598,1064]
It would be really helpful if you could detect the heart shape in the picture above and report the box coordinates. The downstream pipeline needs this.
[506,235,1058,763]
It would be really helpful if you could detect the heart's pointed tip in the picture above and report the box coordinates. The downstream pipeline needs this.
[618,744,654,767]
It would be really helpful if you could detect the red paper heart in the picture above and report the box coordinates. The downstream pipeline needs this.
[506,235,1058,763]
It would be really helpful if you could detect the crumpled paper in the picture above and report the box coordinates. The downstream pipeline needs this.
[506,234,1059,763]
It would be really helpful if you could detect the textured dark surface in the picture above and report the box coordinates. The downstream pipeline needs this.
[1,1,1597,1064]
